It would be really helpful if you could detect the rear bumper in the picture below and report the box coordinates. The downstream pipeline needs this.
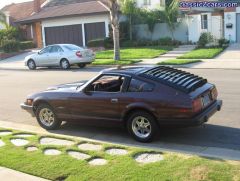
[158,100,222,126]
[20,103,35,117]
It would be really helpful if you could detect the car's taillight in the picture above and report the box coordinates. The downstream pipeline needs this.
[192,98,202,113]
[211,87,218,100]
[76,51,82,58]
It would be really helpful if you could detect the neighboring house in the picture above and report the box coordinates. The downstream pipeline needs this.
[181,0,240,43]
[136,0,165,10]
[1,0,47,39]
[16,0,110,48]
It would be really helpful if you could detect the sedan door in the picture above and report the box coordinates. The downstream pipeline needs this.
[35,46,52,66]
[69,75,128,126]
[47,45,64,66]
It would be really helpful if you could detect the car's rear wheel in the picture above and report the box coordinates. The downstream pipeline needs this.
[127,111,158,143]
[36,104,62,130]
[27,59,36,70]
[77,63,86,68]
[60,59,70,70]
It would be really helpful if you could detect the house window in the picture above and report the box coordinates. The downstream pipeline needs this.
[201,14,208,29]
[143,0,151,5]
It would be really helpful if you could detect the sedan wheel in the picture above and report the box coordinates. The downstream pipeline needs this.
[127,111,157,142]
[36,104,62,130]
[27,60,36,70]
[60,59,70,70]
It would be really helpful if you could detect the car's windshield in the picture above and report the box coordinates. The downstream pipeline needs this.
[63,44,84,51]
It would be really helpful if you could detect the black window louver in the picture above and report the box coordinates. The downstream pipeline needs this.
[140,66,207,93]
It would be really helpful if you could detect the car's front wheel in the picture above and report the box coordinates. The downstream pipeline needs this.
[27,59,36,70]
[127,111,158,143]
[60,59,70,70]
[36,104,62,130]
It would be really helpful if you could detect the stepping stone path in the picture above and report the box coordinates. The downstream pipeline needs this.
[88,158,107,166]
[14,133,35,138]
[0,140,5,147]
[0,131,12,136]
[67,151,91,160]
[135,153,164,164]
[11,139,29,147]
[78,143,102,151]
[26,146,38,152]
[44,149,61,155]
[106,148,128,155]
[40,137,75,146]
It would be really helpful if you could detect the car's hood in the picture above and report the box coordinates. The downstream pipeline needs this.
[46,81,87,92]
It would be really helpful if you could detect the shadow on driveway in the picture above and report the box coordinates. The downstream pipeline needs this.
[48,122,240,151]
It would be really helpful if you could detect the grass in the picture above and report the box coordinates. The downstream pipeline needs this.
[158,59,202,65]
[96,46,173,59]
[92,59,141,65]
[178,48,224,59]
[0,128,239,181]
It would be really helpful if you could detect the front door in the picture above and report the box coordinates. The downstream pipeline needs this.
[36,46,51,66]
[69,74,127,126]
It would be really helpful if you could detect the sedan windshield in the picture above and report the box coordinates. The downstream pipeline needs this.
[63,44,84,51]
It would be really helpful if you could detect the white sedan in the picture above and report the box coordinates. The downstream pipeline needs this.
[24,44,95,70]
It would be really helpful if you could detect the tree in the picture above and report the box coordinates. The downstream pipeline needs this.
[0,11,8,29]
[163,0,180,40]
[121,0,139,41]
[106,0,121,61]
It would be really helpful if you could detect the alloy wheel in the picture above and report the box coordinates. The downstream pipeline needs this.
[132,116,152,139]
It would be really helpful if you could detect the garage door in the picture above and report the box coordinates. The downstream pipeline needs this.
[84,22,106,44]
[237,14,240,43]
[45,24,83,46]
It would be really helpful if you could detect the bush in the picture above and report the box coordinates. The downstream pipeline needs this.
[19,41,35,50]
[218,38,229,47]
[2,39,20,53]
[198,32,214,48]
[158,37,172,45]
[104,37,113,48]
[87,38,105,47]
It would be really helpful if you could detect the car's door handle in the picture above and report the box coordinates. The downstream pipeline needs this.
[111,98,118,103]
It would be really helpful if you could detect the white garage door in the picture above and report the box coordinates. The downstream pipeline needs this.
[237,14,240,43]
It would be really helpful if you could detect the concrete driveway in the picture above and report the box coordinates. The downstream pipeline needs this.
[0,51,35,70]
[0,68,239,160]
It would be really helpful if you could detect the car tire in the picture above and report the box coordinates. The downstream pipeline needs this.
[77,63,86,68]
[60,59,70,70]
[127,111,158,143]
[27,59,36,70]
[36,103,62,130]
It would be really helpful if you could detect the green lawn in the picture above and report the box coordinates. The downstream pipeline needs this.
[178,48,224,59]
[0,128,239,181]
[158,59,202,65]
[92,59,141,65]
[96,46,173,59]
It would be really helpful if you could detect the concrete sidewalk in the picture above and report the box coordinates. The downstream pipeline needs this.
[0,167,49,181]
[0,120,240,161]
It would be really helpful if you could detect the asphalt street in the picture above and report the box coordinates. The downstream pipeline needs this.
[0,67,239,151]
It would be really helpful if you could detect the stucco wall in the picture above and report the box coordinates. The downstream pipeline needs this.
[224,12,237,42]
[134,20,188,42]
[136,0,164,9]
[41,14,110,46]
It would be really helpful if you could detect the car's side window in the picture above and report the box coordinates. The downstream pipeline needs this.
[39,46,51,54]
[128,78,154,92]
[87,75,125,93]
[50,46,63,53]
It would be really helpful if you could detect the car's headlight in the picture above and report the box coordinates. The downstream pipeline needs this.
[26,99,33,106]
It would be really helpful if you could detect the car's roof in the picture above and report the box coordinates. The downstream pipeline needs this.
[101,66,155,76]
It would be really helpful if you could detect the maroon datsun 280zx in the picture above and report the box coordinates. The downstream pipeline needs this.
[21,66,222,142]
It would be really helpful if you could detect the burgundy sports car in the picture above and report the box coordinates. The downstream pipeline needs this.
[21,66,222,142]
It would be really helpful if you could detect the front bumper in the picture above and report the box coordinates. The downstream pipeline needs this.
[20,103,35,117]
[158,100,223,126]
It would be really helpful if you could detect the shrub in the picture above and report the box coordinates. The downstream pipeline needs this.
[87,38,105,47]
[158,37,172,45]
[19,41,35,50]
[218,38,229,47]
[198,32,214,48]
[2,39,19,53]
[104,37,113,48]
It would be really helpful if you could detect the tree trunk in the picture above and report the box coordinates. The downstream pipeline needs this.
[112,25,120,60]
[129,15,132,41]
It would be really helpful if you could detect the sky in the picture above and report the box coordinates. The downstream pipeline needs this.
[0,0,32,9]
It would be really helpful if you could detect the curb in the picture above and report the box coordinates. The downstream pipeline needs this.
[0,120,239,161]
